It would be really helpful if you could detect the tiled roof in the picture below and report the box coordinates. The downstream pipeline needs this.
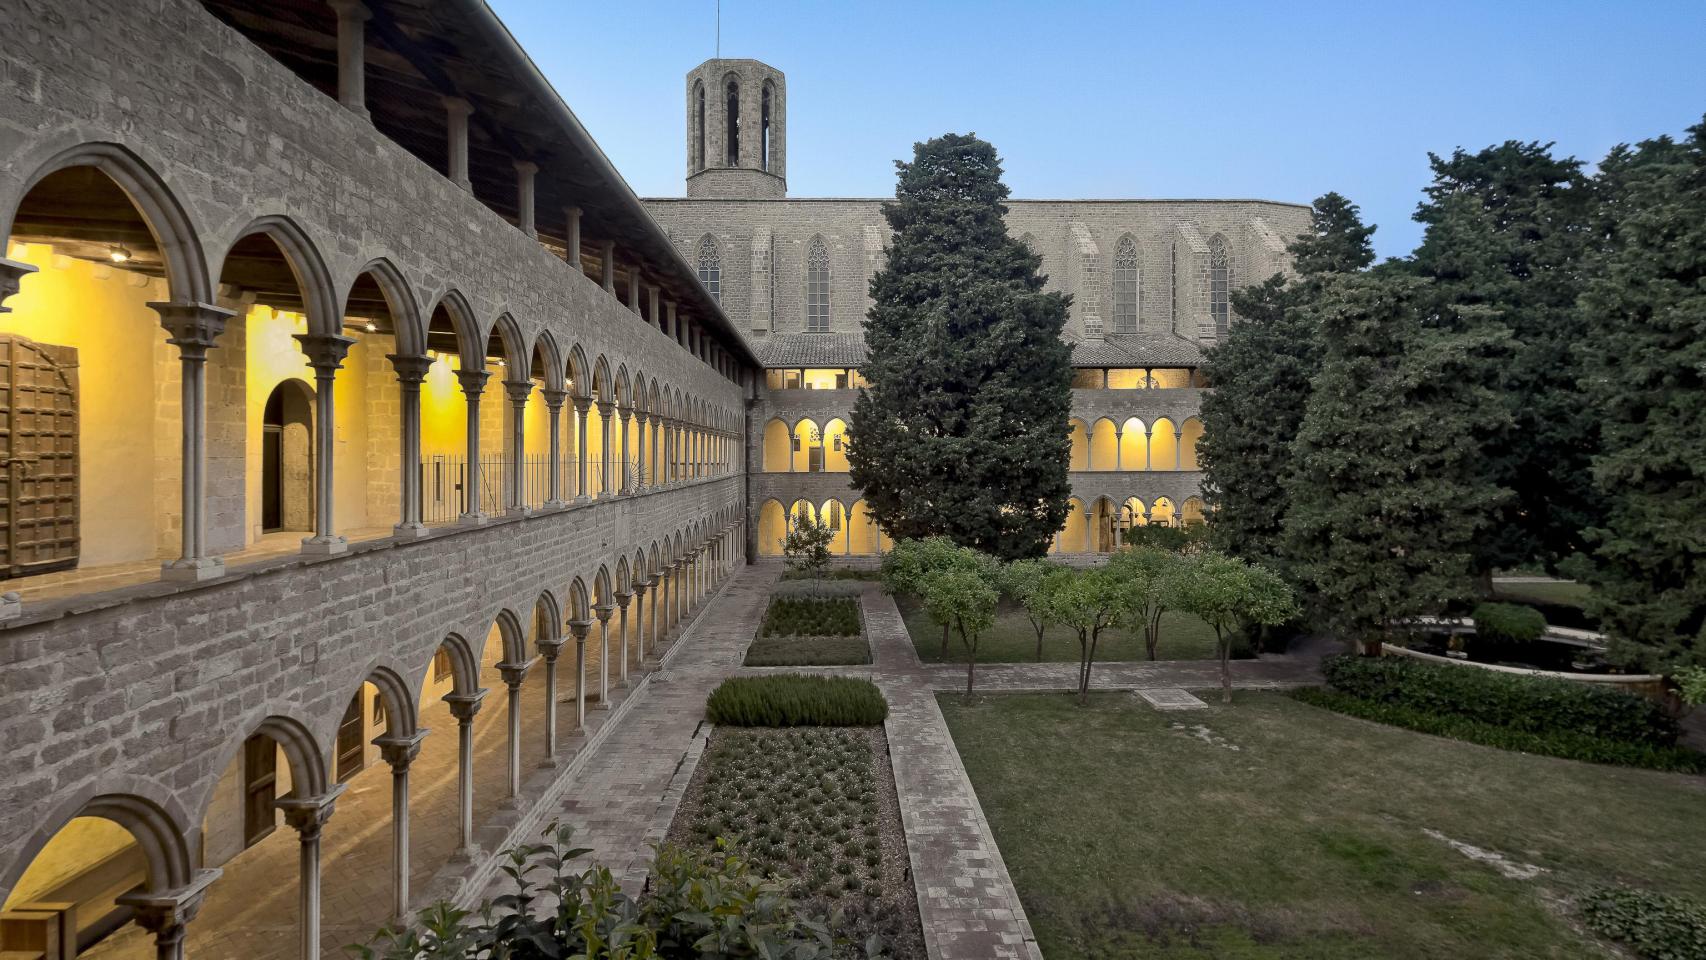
[1067,334,1205,367]
[752,333,869,368]
[750,331,1204,368]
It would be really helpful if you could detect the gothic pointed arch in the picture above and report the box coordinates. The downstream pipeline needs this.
[805,235,830,333]
[697,234,721,304]
[1112,233,1139,334]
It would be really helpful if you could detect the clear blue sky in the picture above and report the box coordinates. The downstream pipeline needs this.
[489,0,1706,260]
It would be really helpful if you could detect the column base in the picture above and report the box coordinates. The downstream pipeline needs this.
[393,521,430,539]
[459,512,490,526]
[505,506,534,519]
[572,496,591,506]
[0,592,20,622]
[301,535,349,556]
[591,700,612,711]
[543,499,569,510]
[536,756,558,770]
[161,556,226,583]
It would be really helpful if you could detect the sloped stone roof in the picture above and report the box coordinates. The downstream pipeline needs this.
[1067,334,1206,367]
[752,333,869,367]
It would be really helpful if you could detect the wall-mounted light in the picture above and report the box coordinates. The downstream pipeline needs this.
[364,321,377,333]
[108,245,131,263]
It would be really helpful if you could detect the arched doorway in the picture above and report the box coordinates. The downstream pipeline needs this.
[261,379,314,534]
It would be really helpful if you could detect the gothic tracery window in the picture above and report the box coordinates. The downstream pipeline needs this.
[806,236,830,332]
[1112,234,1139,334]
[1209,235,1232,339]
[697,235,721,303]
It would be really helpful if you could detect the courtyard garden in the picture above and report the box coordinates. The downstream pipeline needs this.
[898,595,1222,663]
[744,580,872,666]
[666,675,923,958]
[939,690,1706,960]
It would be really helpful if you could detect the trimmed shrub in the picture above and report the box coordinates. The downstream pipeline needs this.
[761,596,862,638]
[706,675,889,726]
[1581,886,1706,960]
[1321,654,1679,746]
[771,579,868,598]
[781,567,880,582]
[1290,688,1706,774]
[744,635,872,667]
[1472,602,1547,644]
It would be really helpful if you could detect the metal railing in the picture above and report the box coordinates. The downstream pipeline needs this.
[419,456,654,524]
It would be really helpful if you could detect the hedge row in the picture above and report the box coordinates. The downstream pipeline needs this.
[743,635,872,667]
[760,596,863,638]
[705,675,889,727]
[1321,654,1678,746]
[1290,688,1706,774]
[771,579,868,598]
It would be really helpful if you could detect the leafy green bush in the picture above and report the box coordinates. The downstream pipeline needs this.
[706,675,889,726]
[1472,602,1547,644]
[1321,654,1679,746]
[745,635,872,667]
[1290,688,1706,773]
[353,822,877,959]
[1581,886,1706,960]
[762,596,863,638]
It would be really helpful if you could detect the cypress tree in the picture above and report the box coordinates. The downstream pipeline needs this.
[847,134,1073,560]
[1409,142,1596,575]
[1283,272,1512,652]
[1199,192,1375,567]
[1577,118,1706,671]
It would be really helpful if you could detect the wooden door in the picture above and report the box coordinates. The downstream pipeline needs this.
[0,336,79,578]
[242,735,277,847]
[335,693,364,782]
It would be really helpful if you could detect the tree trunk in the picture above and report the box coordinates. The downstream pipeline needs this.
[1082,629,1102,704]
[962,624,978,695]
[1147,608,1164,660]
[1218,627,1233,704]
[1034,623,1045,662]
[941,622,951,659]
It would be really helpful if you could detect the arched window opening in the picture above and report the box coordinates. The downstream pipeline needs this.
[697,235,721,304]
[725,80,741,166]
[1113,235,1139,334]
[761,83,773,172]
[1209,235,1231,339]
[693,81,706,172]
[805,236,830,333]
[262,379,315,533]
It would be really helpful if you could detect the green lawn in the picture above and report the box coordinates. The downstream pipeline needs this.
[939,691,1706,959]
[898,595,1223,663]
[1491,579,1594,610]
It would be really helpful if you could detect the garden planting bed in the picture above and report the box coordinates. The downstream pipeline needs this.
[745,582,872,666]
[665,725,924,959]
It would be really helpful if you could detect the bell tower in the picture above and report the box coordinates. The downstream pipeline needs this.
[686,59,786,199]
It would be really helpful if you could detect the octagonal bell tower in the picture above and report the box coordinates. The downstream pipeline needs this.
[686,59,786,199]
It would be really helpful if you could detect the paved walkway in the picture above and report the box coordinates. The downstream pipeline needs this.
[484,567,1322,960]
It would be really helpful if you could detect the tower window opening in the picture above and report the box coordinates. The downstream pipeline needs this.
[694,81,706,172]
[726,81,740,166]
[761,84,773,172]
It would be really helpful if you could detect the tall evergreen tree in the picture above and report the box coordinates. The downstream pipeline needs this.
[1283,272,1512,652]
[1199,193,1375,566]
[1408,142,1596,575]
[846,134,1073,560]
[1577,118,1706,671]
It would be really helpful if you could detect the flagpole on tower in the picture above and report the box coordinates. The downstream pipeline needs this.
[716,0,721,58]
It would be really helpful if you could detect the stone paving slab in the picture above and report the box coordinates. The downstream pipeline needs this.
[1137,687,1210,710]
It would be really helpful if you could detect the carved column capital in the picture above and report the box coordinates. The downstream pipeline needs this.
[443,689,487,723]
[540,387,569,410]
[537,637,566,662]
[275,784,345,840]
[294,332,357,373]
[596,399,616,417]
[503,378,535,405]
[116,868,220,943]
[387,353,435,385]
[572,395,593,416]
[374,732,426,771]
[593,602,615,623]
[152,300,236,358]
[614,589,633,610]
[567,618,593,641]
[497,660,533,688]
[455,368,490,398]
[0,256,39,312]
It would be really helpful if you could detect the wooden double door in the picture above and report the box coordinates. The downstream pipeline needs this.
[0,335,79,579]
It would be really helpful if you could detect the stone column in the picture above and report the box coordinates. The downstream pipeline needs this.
[1114,427,1124,471]
[614,589,632,686]
[116,871,218,960]
[647,285,660,333]
[651,415,664,487]
[536,636,563,764]
[620,407,634,494]
[443,692,484,857]
[593,602,614,708]
[662,419,675,484]
[276,787,344,960]
[1174,428,1183,470]
[373,733,424,919]
[456,369,490,522]
[0,257,39,313]
[573,397,592,502]
[1144,425,1153,471]
[1083,508,1095,553]
[600,241,615,294]
[503,379,533,515]
[630,580,649,669]
[564,207,582,268]
[388,354,433,537]
[443,97,473,192]
[327,0,370,117]
[597,400,616,497]
[153,301,236,582]
[496,661,530,803]
[568,619,591,728]
[514,161,537,238]
[541,388,567,508]
[626,270,641,314]
[296,333,356,555]
[647,574,662,658]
